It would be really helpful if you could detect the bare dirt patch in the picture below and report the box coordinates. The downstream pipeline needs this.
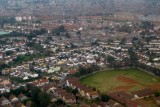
[113,85,134,92]
[149,84,160,91]
[116,75,160,92]
[117,75,138,84]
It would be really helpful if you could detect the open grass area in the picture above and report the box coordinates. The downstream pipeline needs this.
[80,69,160,93]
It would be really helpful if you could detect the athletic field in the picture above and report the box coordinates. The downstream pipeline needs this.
[80,69,160,93]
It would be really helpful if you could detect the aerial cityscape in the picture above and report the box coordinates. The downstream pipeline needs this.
[0,0,160,107]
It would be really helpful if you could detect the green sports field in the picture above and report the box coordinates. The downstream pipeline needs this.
[80,69,160,93]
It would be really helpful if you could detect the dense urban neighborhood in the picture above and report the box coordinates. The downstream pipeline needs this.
[0,0,160,107]
[0,14,160,107]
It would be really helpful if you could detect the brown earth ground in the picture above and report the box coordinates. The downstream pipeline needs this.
[113,76,159,106]
[149,84,160,91]
[113,75,160,92]
[117,75,138,84]
[113,85,134,91]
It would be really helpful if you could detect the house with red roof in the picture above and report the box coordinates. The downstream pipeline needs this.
[9,94,18,103]
[106,99,120,107]
[131,88,154,99]
[41,83,57,93]
[53,88,76,104]
[68,69,77,74]
[108,91,142,107]
[66,77,99,99]
[0,96,10,106]
[156,96,160,105]
[31,79,49,86]
[18,93,28,102]
[90,103,100,107]
[16,102,26,107]
[26,101,32,107]
[86,91,99,99]
[0,52,3,59]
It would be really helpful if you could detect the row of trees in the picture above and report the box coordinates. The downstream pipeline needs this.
[0,17,16,27]
[30,86,50,107]
[30,28,47,36]
[117,24,132,33]
[128,47,138,66]
[107,55,132,69]
[52,25,66,36]
[74,64,100,77]
[52,25,71,38]
[140,21,154,30]
[26,41,44,52]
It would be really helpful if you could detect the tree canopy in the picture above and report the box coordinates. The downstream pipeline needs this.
[140,21,154,29]
[128,47,138,66]
[52,25,66,36]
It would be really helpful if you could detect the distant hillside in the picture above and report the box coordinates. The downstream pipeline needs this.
[0,0,8,3]
[0,0,160,16]
[49,0,160,15]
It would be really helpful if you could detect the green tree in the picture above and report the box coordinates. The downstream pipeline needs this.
[39,28,47,34]
[91,40,99,46]
[65,32,70,38]
[118,24,131,33]
[132,37,143,48]
[26,34,36,41]
[30,102,37,107]
[128,48,138,66]
[77,31,81,35]
[119,37,126,45]
[70,42,77,49]
[31,87,41,103]
[101,94,110,102]
[35,19,42,24]
[107,56,115,64]
[90,64,100,72]
[107,39,113,45]
[0,17,16,25]
[0,63,9,70]
[47,37,52,40]
[155,91,160,97]
[37,91,51,107]
[52,25,66,36]
[54,99,65,106]
[10,86,27,96]
[79,66,87,75]
[140,21,154,29]
[65,86,73,93]
[72,88,79,95]
[145,36,152,44]
[107,56,116,68]
[50,104,56,107]
[5,50,14,56]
